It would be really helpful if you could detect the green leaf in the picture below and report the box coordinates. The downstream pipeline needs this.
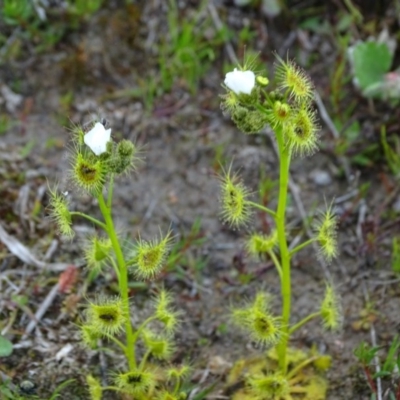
[351,41,392,91]
[49,379,75,400]
[0,335,13,357]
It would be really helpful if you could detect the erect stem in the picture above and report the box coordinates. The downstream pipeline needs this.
[274,126,292,374]
[363,365,377,394]
[97,189,136,370]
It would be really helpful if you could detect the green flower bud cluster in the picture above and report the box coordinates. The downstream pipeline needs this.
[221,83,269,134]
[106,139,137,174]
[69,121,137,196]
[222,55,320,157]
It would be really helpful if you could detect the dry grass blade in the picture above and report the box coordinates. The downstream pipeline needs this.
[0,222,46,268]
[0,222,81,272]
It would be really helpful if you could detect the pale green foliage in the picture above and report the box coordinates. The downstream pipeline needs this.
[85,296,127,336]
[132,231,173,279]
[232,293,283,346]
[320,285,342,331]
[219,166,252,227]
[48,186,74,238]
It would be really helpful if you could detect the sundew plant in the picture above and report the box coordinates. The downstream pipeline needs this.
[220,56,341,399]
[48,121,189,399]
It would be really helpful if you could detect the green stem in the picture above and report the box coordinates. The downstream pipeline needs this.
[268,250,282,279]
[97,193,136,370]
[133,315,158,341]
[108,256,120,281]
[102,386,124,392]
[247,201,277,218]
[274,127,291,374]
[287,356,320,380]
[102,334,127,354]
[70,212,107,231]
[139,349,152,371]
[107,174,114,209]
[289,312,321,335]
[289,238,316,257]
[173,378,181,395]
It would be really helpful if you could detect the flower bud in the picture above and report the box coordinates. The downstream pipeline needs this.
[117,139,135,158]
[231,107,268,134]
[256,76,269,86]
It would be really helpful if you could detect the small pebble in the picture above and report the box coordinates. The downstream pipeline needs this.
[310,169,332,186]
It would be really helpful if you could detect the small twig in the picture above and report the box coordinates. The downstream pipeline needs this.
[314,90,352,183]
[370,277,400,286]
[0,27,21,61]
[31,0,47,21]
[314,91,339,140]
[334,189,359,204]
[0,222,46,269]
[356,199,368,246]
[22,283,60,338]
[0,221,82,272]
[208,1,238,65]
[43,239,58,261]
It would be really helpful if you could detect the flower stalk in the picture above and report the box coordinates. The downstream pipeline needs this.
[274,125,292,373]
[97,189,136,370]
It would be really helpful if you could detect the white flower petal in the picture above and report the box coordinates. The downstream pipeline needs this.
[224,68,256,95]
[84,122,112,156]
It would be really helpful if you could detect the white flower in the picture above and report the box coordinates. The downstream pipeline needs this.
[84,122,111,156]
[224,68,255,95]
